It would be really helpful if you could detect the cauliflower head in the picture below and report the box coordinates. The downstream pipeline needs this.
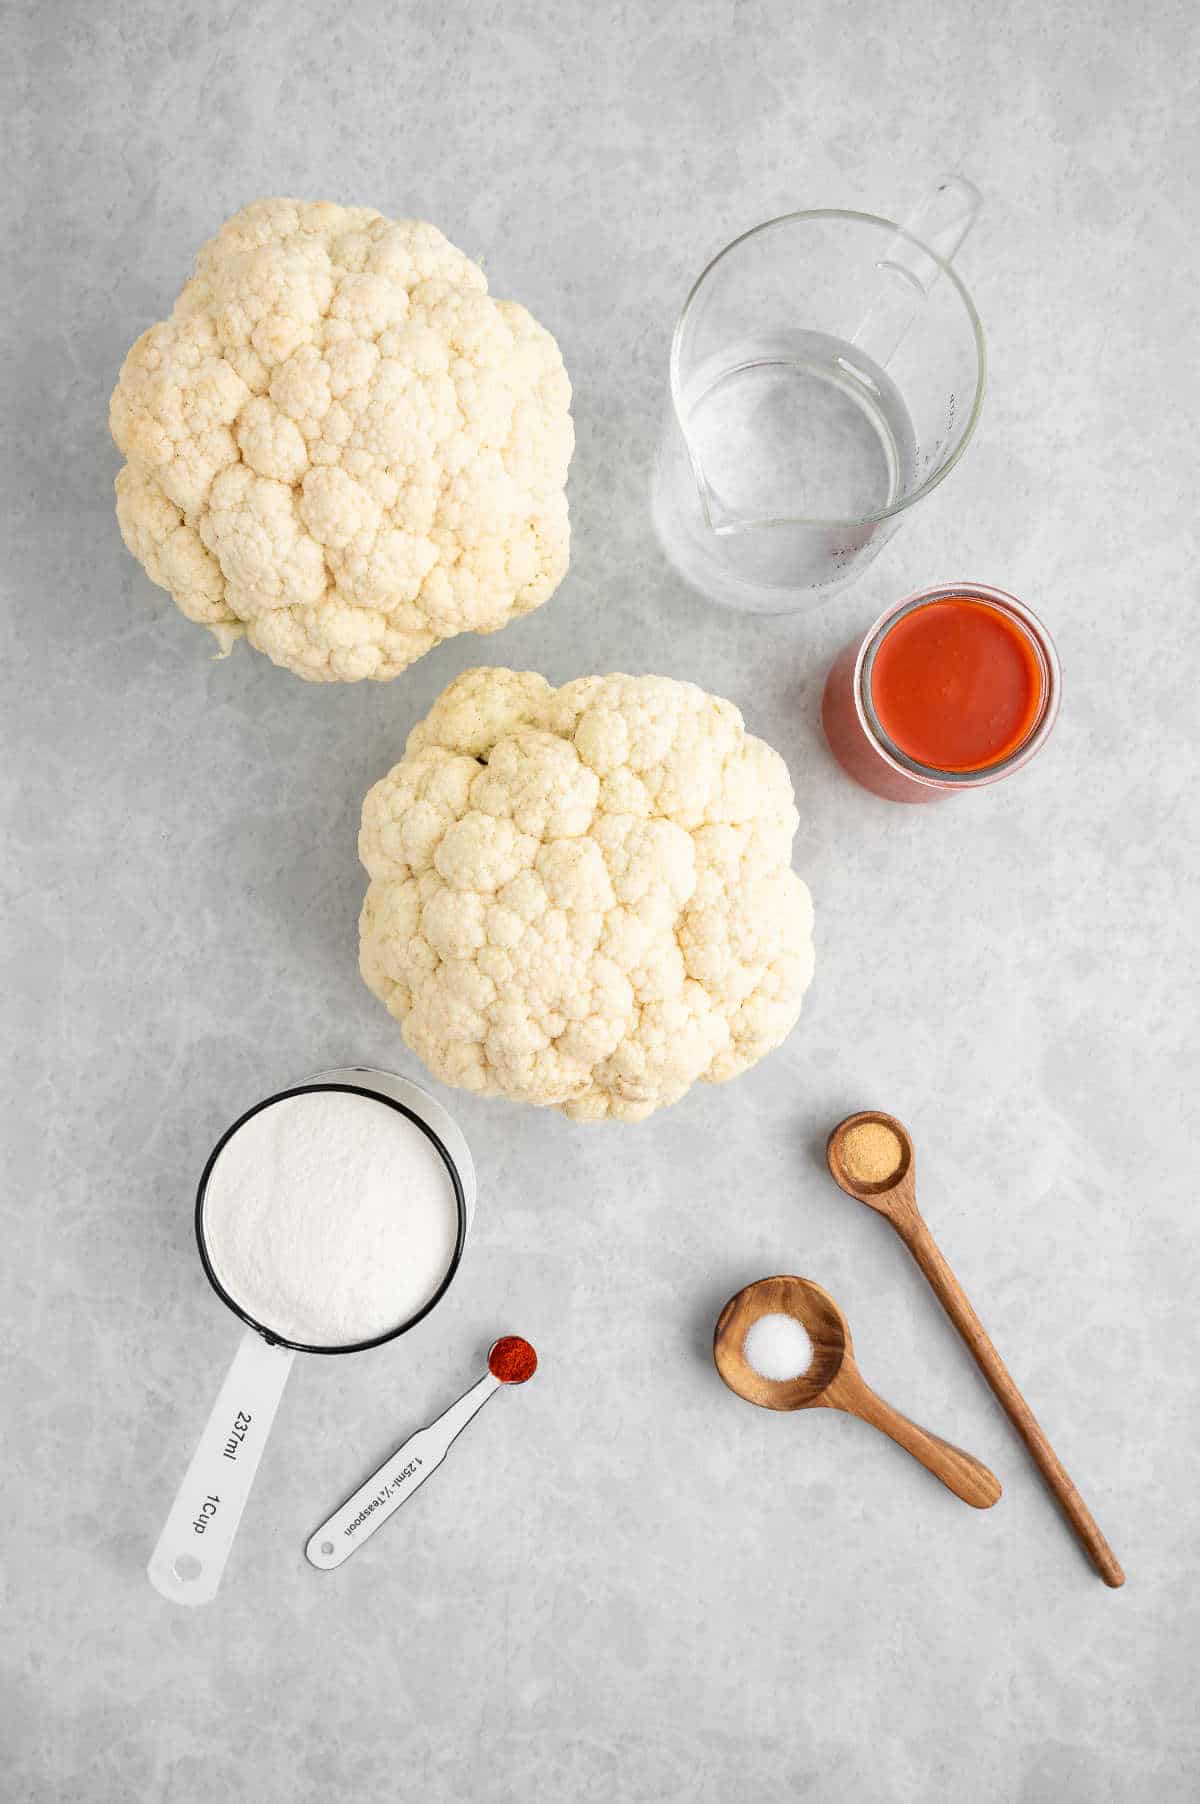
[110,199,574,681]
[359,668,816,1122]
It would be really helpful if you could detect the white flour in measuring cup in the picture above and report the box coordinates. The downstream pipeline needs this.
[201,1089,461,1348]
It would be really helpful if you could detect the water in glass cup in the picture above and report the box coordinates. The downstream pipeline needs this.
[681,327,915,521]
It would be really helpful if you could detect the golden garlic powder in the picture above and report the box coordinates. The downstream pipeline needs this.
[839,1120,904,1187]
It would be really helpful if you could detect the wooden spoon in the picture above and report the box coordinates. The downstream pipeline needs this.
[713,1275,1001,1509]
[826,1111,1124,1588]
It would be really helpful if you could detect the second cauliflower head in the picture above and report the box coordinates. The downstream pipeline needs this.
[359,668,816,1122]
[110,199,574,681]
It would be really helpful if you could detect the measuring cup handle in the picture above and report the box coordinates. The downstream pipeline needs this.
[895,174,982,270]
[852,173,982,368]
[148,1327,296,1606]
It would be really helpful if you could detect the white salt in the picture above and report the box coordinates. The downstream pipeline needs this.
[743,1312,813,1382]
[201,1090,460,1348]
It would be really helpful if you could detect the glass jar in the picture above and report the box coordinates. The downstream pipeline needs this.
[821,582,1061,803]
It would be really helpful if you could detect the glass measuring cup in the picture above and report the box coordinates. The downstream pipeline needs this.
[147,1068,475,1606]
[652,176,986,611]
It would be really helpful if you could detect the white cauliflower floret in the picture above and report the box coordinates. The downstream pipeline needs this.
[111,199,574,682]
[359,669,816,1122]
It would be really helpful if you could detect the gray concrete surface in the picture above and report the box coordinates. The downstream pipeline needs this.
[3,1,1198,1798]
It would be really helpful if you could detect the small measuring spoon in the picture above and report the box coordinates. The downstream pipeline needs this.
[713,1276,1000,1508]
[827,1111,1124,1587]
[306,1337,538,1570]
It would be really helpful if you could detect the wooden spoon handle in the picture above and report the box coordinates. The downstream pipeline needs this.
[838,1376,1002,1509]
[899,1215,1125,1586]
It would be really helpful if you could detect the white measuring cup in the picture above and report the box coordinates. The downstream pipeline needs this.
[651,175,986,610]
[147,1068,475,1606]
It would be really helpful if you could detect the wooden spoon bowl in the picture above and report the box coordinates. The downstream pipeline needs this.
[826,1109,915,1209]
[713,1275,848,1411]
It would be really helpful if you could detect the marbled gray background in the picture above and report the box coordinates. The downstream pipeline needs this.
[3,2,1198,1799]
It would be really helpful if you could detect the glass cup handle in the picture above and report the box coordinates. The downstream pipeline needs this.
[852,173,982,368]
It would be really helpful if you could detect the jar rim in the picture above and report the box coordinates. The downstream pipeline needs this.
[854,583,1061,789]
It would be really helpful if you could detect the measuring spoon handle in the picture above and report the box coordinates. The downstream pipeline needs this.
[898,1215,1125,1587]
[837,1373,1002,1508]
[306,1371,500,1570]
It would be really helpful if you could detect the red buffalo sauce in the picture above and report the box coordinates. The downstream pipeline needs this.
[868,595,1045,774]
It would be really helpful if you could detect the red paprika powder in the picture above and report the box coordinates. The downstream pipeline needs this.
[488,1335,538,1384]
